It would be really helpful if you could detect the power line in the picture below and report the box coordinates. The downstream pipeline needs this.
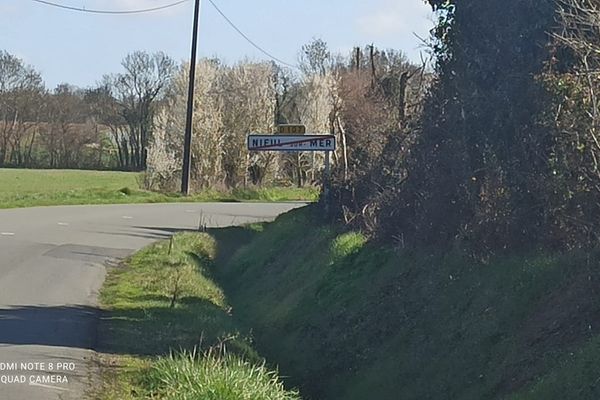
[30,0,191,15]
[206,0,299,70]
[30,0,298,69]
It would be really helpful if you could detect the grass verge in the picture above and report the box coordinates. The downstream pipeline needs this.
[97,231,300,400]
[0,168,319,208]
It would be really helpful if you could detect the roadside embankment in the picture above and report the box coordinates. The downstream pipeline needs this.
[98,205,600,399]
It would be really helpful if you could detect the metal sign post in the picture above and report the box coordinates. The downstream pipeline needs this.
[323,149,331,216]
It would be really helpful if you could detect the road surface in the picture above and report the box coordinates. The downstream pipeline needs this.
[0,202,304,400]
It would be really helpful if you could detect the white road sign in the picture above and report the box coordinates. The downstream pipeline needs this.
[247,134,336,152]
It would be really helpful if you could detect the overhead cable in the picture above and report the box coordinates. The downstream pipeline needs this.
[30,0,190,15]
[206,0,299,70]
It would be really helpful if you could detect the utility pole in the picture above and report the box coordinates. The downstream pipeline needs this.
[181,0,202,195]
[369,44,376,87]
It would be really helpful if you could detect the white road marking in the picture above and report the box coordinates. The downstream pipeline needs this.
[122,216,133,219]
[0,232,15,236]
[185,210,196,213]
[57,222,69,226]
[28,382,70,392]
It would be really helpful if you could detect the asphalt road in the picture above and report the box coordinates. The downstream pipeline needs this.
[0,202,304,400]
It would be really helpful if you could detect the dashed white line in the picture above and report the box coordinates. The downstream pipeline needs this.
[122,216,133,219]
[28,382,70,392]
[57,222,69,226]
[0,232,15,236]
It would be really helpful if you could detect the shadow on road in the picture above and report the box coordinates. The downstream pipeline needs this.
[90,226,198,241]
[0,226,263,355]
[0,305,98,349]
[132,226,197,239]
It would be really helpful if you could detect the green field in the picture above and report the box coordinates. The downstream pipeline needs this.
[0,169,318,208]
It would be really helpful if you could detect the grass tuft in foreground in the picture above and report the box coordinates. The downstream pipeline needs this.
[143,349,300,400]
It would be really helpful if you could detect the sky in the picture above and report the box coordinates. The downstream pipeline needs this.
[0,0,435,89]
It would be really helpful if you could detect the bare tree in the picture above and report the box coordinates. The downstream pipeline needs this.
[554,0,600,180]
[144,59,278,191]
[278,39,338,187]
[144,108,181,191]
[156,59,225,190]
[0,50,44,166]
[42,84,96,168]
[299,38,332,77]
[220,60,277,188]
[109,51,176,170]
[143,59,226,191]
[84,83,127,168]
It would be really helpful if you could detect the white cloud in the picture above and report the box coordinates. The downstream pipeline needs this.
[357,0,433,39]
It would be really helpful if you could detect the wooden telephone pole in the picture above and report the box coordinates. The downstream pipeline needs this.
[181,0,201,195]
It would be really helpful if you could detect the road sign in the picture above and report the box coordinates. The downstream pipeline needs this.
[247,134,336,152]
[277,124,306,134]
